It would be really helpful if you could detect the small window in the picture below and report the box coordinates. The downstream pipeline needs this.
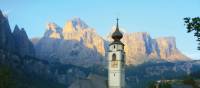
[122,54,125,62]
[112,54,116,61]
[111,54,118,68]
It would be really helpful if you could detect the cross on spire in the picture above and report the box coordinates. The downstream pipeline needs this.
[117,18,119,23]
[111,18,123,41]
[116,18,119,30]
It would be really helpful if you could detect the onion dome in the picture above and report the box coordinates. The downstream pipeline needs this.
[112,18,123,41]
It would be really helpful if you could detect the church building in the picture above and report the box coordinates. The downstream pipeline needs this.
[69,19,126,88]
[108,19,126,88]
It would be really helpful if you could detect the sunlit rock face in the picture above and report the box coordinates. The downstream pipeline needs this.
[35,18,105,67]
[62,18,105,55]
[63,17,88,34]
[122,32,160,65]
[44,22,63,39]
[35,17,189,66]
[107,31,190,65]
[156,37,189,61]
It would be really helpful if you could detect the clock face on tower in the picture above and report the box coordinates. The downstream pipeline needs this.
[111,54,118,68]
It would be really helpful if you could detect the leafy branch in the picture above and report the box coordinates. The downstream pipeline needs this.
[183,17,200,50]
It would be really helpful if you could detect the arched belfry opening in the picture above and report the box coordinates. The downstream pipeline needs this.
[112,54,116,61]
[111,53,118,68]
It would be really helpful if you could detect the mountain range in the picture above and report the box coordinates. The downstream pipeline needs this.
[35,19,105,67]
[34,17,189,66]
[0,10,198,88]
[0,10,35,57]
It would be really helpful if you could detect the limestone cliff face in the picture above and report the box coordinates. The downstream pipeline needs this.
[122,32,160,65]
[107,31,190,65]
[62,18,105,56]
[155,37,189,61]
[35,18,105,67]
[35,17,189,66]
[63,17,88,33]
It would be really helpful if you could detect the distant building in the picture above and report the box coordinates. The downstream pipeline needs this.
[69,74,107,88]
[108,18,126,88]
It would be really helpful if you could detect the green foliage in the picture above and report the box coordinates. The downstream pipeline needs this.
[148,81,157,88]
[0,65,16,88]
[190,70,200,79]
[183,76,195,85]
[182,76,199,88]
[159,82,171,88]
[0,65,66,88]
[148,81,172,88]
[184,17,200,50]
[125,61,190,88]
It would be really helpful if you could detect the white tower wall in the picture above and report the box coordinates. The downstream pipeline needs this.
[108,19,125,88]
[108,44,125,88]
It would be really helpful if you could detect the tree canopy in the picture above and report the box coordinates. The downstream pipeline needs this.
[183,17,200,50]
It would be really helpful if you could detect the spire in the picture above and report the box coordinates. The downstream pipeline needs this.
[116,18,119,31]
[111,18,123,41]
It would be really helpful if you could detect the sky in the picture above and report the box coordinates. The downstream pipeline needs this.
[0,0,200,59]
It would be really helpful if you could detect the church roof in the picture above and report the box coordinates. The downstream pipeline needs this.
[110,18,124,46]
[111,18,123,41]
[109,40,124,46]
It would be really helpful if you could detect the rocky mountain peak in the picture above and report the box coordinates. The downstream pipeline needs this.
[63,17,88,33]
[154,37,189,61]
[0,10,8,19]
[12,25,35,57]
[35,17,190,66]
[13,25,28,39]
[0,12,35,57]
[0,10,3,17]
[46,22,61,31]
[70,17,88,29]
[35,17,105,67]
[13,25,20,33]
[0,12,15,53]
[112,32,190,65]
[63,20,74,33]
[44,22,63,39]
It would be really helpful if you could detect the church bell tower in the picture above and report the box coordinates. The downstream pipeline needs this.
[108,19,125,88]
